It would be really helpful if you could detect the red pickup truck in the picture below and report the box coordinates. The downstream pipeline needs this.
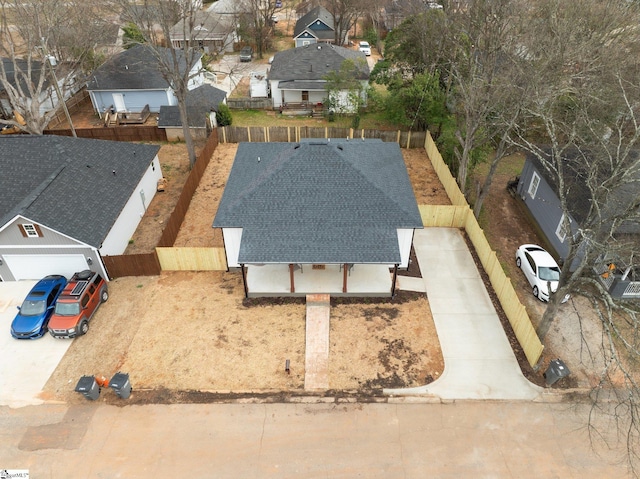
[48,270,108,338]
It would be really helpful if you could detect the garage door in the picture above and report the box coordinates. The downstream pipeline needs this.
[3,254,89,281]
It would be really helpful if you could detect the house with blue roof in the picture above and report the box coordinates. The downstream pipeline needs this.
[0,136,162,281]
[293,6,339,47]
[213,139,423,297]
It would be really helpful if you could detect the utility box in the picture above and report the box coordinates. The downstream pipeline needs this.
[75,375,100,400]
[109,372,132,399]
[543,359,570,386]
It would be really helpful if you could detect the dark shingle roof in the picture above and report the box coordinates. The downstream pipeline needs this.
[527,148,640,231]
[269,43,369,82]
[0,135,160,247]
[294,6,335,40]
[0,58,47,93]
[213,139,423,264]
[86,45,200,91]
[158,84,226,127]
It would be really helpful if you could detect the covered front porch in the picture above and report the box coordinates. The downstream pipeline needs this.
[241,263,396,298]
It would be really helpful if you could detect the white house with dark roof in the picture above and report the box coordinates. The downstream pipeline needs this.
[86,45,204,117]
[0,136,162,281]
[213,139,423,297]
[268,43,369,113]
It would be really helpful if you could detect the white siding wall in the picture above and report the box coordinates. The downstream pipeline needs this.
[397,229,414,269]
[222,227,242,268]
[100,156,163,255]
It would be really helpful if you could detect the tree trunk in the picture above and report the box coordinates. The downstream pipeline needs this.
[177,99,197,168]
[473,156,500,218]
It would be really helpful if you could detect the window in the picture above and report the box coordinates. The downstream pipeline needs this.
[19,223,42,238]
[528,172,540,198]
[555,214,571,242]
[302,91,309,101]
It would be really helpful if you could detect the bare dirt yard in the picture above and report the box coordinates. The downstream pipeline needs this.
[43,144,446,405]
[474,156,617,389]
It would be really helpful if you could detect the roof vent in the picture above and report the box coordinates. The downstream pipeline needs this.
[294,144,301,149]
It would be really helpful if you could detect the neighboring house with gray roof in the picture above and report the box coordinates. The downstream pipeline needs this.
[0,57,78,119]
[268,43,369,112]
[517,148,640,298]
[293,5,338,47]
[213,139,423,297]
[158,84,227,140]
[0,136,162,281]
[170,12,236,54]
[86,45,204,117]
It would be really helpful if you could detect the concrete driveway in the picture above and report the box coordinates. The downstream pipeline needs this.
[0,281,72,408]
[210,54,270,95]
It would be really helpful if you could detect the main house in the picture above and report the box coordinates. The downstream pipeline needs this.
[517,150,640,299]
[86,45,203,117]
[0,135,162,282]
[213,139,423,298]
[268,43,369,113]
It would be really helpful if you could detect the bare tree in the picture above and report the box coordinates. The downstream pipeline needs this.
[241,0,278,59]
[120,0,216,167]
[0,0,111,134]
[506,1,640,469]
[324,0,363,45]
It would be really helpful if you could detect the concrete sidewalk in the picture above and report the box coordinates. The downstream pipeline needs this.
[389,228,542,400]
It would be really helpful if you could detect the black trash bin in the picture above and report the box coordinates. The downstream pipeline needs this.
[75,375,100,400]
[543,359,570,386]
[109,372,132,399]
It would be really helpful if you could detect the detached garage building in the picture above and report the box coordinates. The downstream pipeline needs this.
[0,135,162,281]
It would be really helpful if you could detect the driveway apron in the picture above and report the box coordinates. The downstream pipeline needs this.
[388,228,542,400]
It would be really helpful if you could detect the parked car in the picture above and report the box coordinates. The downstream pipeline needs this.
[515,244,561,301]
[275,0,282,7]
[11,275,67,339]
[48,270,108,338]
[358,41,371,56]
[239,46,253,62]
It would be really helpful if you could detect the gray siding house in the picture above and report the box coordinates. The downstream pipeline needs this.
[87,45,204,117]
[0,136,162,282]
[517,151,640,299]
[213,139,423,298]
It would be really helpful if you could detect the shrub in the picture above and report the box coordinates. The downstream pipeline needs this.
[216,104,233,126]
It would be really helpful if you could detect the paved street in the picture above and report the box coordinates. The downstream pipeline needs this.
[0,401,629,478]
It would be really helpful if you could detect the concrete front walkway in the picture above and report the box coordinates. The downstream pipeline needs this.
[388,228,542,400]
[304,294,331,390]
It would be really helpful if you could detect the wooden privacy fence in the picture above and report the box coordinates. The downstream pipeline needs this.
[103,130,219,278]
[102,252,161,277]
[423,132,544,367]
[218,125,427,148]
[158,130,219,248]
[44,125,167,142]
[46,88,91,129]
[227,98,272,110]
[156,247,227,271]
